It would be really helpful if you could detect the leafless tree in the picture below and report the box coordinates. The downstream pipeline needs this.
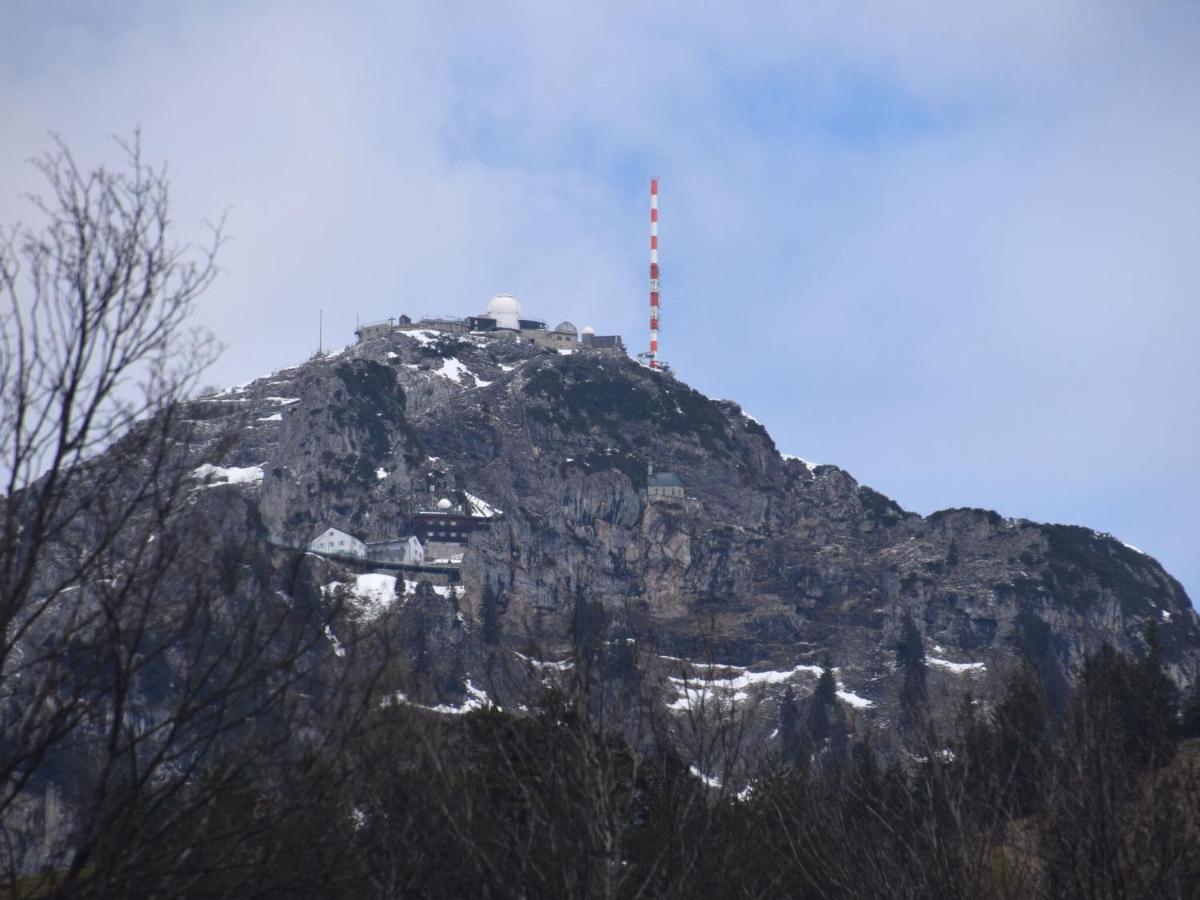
[0,135,375,897]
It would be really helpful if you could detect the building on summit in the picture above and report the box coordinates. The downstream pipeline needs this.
[580,329,625,351]
[354,293,625,354]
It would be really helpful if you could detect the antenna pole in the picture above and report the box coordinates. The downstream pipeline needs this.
[649,178,660,369]
[319,309,323,355]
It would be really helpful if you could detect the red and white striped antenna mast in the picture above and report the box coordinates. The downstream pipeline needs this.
[649,177,661,369]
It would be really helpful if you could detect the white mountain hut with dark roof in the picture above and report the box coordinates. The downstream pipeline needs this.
[364,535,425,566]
[309,527,367,558]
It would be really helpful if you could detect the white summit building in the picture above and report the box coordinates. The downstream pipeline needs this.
[482,293,522,331]
[354,292,625,353]
[309,527,366,558]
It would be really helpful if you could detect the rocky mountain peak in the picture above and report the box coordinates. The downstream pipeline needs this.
[173,325,1198,759]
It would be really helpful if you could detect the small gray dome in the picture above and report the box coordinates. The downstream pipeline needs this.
[554,321,578,336]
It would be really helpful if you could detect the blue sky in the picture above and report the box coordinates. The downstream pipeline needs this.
[2,1,1197,603]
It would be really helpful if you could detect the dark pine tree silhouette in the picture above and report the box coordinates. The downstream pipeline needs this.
[1128,622,1181,765]
[806,663,838,746]
[1181,670,1200,739]
[991,664,1048,815]
[779,685,800,765]
[897,614,927,735]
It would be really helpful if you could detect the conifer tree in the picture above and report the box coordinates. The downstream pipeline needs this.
[991,665,1047,814]
[1181,671,1200,739]
[570,585,606,681]
[779,685,800,764]
[806,663,837,746]
[1129,622,1180,765]
[897,614,927,734]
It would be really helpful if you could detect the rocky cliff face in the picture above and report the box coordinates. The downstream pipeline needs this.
[7,325,1198,874]
[165,326,1199,764]
[9,326,1200,883]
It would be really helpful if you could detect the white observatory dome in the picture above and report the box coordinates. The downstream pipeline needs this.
[582,325,596,336]
[436,497,452,510]
[486,293,522,330]
[555,321,578,336]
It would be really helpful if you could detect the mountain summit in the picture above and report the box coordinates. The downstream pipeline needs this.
[178,323,1199,754]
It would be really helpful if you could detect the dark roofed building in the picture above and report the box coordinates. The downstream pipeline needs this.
[468,315,498,331]
[646,469,684,500]
[413,510,492,544]
[581,332,625,351]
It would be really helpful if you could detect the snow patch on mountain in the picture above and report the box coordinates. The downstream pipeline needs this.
[836,689,874,709]
[664,662,825,712]
[322,574,405,620]
[782,454,816,471]
[927,656,986,674]
[464,491,503,518]
[192,463,265,487]
[404,329,443,346]
[514,651,573,672]
[383,680,494,715]
[434,357,491,387]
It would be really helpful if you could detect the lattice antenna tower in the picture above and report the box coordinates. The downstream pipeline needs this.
[649,177,661,369]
